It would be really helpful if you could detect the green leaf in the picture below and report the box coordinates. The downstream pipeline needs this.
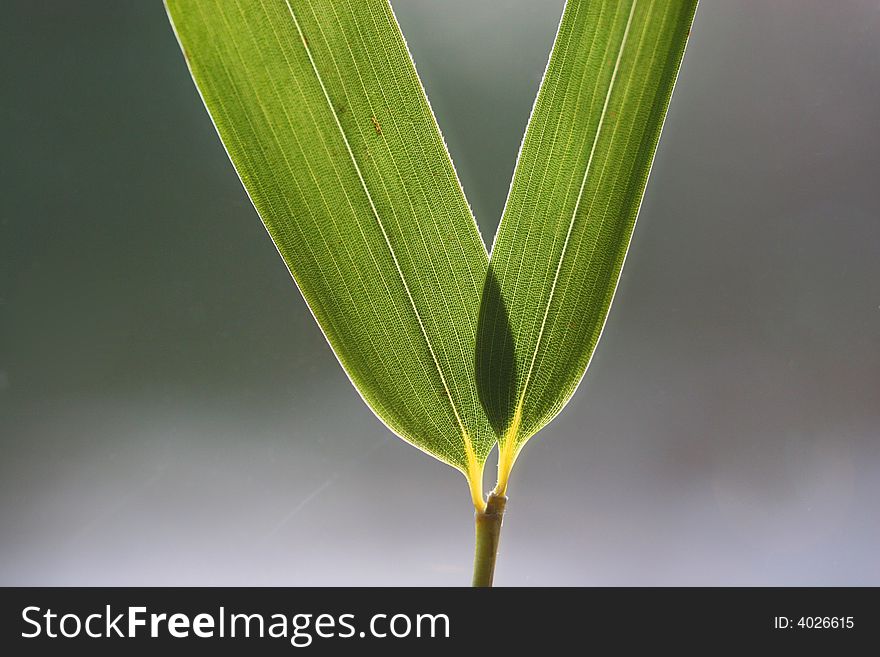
[165,0,494,507]
[480,0,698,491]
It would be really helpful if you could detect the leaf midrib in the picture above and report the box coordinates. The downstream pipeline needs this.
[284,0,482,473]
[233,0,447,442]
[326,0,484,438]
[528,0,673,418]
[508,0,640,443]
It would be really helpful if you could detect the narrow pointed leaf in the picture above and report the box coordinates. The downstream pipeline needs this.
[480,0,697,477]
[165,0,494,494]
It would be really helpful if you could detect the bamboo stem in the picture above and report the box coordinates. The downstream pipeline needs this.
[471,493,507,587]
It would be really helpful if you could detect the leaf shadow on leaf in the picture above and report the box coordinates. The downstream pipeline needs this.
[476,265,518,438]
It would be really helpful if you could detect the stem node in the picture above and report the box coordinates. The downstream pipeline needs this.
[471,493,507,587]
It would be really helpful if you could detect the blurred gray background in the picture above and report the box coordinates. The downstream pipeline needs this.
[1,0,878,585]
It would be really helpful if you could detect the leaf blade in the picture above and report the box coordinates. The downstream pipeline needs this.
[166,0,494,494]
[481,0,697,479]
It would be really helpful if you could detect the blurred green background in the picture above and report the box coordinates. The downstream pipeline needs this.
[1,0,878,585]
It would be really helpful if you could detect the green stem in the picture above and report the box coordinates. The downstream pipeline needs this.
[471,493,507,587]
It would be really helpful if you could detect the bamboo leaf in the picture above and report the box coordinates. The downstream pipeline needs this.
[480,0,698,490]
[165,0,494,507]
